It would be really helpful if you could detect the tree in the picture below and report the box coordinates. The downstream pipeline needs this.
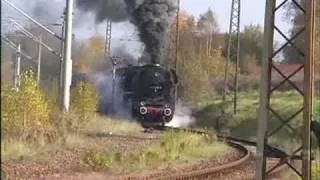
[222,24,264,74]
[283,0,320,65]
[240,25,264,64]
[197,8,219,56]
[166,9,227,103]
[74,34,107,73]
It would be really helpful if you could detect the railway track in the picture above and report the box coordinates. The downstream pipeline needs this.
[3,125,287,180]
[114,126,287,180]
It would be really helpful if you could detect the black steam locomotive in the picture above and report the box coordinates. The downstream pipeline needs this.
[116,64,178,127]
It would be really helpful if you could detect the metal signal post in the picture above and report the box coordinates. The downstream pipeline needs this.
[256,0,315,179]
[223,0,241,114]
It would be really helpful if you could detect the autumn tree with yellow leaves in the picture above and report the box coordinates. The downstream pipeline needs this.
[73,34,108,74]
[166,9,227,103]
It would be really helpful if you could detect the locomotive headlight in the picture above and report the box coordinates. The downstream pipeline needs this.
[164,108,172,116]
[139,107,148,115]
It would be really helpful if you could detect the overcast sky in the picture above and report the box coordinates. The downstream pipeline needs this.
[2,0,292,57]
[73,0,291,40]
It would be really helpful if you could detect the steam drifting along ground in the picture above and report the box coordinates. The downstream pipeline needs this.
[166,101,196,128]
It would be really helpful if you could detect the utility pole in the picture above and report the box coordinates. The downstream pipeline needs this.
[37,35,42,84]
[223,0,241,114]
[60,8,66,92]
[61,0,73,112]
[302,0,315,178]
[14,44,21,91]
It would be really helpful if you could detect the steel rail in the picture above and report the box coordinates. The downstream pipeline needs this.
[86,125,289,179]
[152,141,250,180]
[116,126,252,180]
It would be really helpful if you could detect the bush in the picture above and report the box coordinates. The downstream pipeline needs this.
[315,103,320,121]
[312,148,320,180]
[71,81,99,129]
[180,50,228,103]
[2,70,50,140]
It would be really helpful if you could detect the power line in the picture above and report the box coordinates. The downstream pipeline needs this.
[2,0,63,40]
[1,36,36,63]
[7,18,62,57]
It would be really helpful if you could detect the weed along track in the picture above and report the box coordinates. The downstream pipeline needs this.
[122,141,250,180]
[118,126,287,180]
[114,127,250,180]
[2,126,285,180]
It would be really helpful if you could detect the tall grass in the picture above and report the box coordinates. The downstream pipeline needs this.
[1,70,140,162]
[82,130,230,172]
[312,103,320,180]
[195,90,320,151]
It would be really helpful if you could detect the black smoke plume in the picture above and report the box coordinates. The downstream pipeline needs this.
[75,0,128,23]
[76,0,178,64]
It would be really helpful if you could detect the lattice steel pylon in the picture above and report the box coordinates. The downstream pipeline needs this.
[223,0,241,114]
[104,19,112,59]
[256,0,316,179]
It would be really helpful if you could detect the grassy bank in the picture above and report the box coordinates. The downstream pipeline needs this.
[1,115,141,162]
[1,71,140,163]
[195,90,320,151]
[82,130,230,173]
[194,90,320,179]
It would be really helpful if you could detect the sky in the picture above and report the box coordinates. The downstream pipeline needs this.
[2,0,292,57]
[73,0,291,41]
[182,0,267,32]
[75,0,274,38]
[180,0,291,40]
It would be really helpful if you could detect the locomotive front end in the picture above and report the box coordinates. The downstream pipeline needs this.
[138,101,174,125]
[130,64,177,128]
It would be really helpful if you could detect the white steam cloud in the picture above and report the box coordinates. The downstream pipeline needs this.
[90,72,132,119]
[166,101,196,128]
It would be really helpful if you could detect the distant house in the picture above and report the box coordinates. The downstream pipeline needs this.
[272,62,319,79]
[272,63,304,79]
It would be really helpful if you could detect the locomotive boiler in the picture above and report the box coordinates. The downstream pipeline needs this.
[116,64,178,128]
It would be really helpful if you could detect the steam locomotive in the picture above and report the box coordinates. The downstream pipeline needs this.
[116,64,178,128]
